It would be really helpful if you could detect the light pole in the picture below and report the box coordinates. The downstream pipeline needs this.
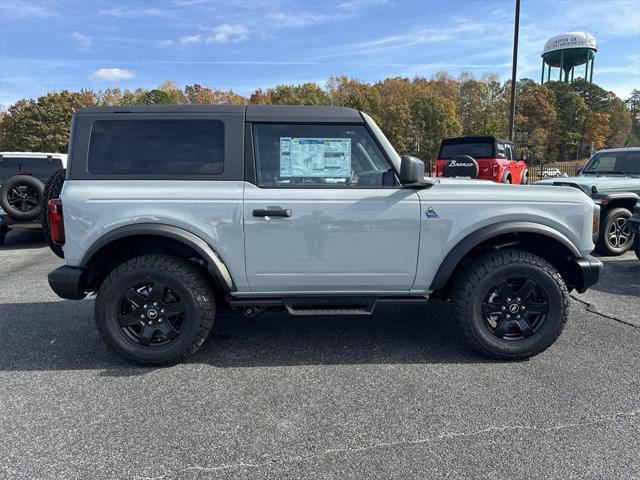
[508,0,520,142]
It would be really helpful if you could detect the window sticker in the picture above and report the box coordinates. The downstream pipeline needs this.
[279,137,351,177]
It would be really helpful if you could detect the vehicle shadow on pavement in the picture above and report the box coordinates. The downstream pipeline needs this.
[589,258,639,297]
[0,300,493,373]
[0,228,46,250]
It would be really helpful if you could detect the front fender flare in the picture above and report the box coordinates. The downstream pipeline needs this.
[80,223,235,291]
[429,221,582,291]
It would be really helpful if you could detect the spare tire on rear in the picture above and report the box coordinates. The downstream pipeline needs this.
[0,175,45,221]
[443,155,479,179]
[41,168,66,258]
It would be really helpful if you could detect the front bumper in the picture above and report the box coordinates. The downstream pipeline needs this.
[48,266,87,300]
[571,255,603,293]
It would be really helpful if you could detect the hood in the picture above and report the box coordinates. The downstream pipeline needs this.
[536,175,640,195]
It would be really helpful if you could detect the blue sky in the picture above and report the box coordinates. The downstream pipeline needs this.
[1,0,639,108]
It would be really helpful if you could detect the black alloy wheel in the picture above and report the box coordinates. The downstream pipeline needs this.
[7,184,40,213]
[481,276,549,341]
[117,280,186,347]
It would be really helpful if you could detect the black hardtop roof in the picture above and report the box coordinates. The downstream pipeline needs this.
[74,104,364,123]
[441,136,513,146]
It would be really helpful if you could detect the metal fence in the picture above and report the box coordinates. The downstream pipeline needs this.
[528,163,581,183]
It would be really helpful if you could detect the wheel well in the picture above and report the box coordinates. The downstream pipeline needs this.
[433,232,581,299]
[600,198,637,215]
[84,234,224,299]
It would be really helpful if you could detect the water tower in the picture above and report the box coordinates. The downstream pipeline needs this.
[541,32,597,83]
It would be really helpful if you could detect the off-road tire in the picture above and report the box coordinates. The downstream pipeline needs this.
[500,172,512,184]
[520,170,529,185]
[451,249,569,360]
[95,254,215,366]
[0,175,45,221]
[41,169,66,258]
[596,207,634,256]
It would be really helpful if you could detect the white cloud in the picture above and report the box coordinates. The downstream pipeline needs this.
[70,32,93,51]
[180,34,204,45]
[206,24,249,43]
[89,68,136,82]
[98,7,163,18]
[0,1,57,19]
[168,24,250,46]
[269,12,342,28]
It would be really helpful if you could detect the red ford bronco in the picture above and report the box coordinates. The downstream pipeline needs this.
[432,136,529,184]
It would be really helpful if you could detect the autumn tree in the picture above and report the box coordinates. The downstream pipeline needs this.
[625,89,640,146]
[185,84,246,104]
[0,90,97,152]
[515,80,556,163]
[410,94,462,160]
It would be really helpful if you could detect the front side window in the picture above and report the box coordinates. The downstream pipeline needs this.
[253,124,395,187]
[88,119,224,175]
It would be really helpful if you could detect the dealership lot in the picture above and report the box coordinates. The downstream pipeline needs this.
[1,229,638,479]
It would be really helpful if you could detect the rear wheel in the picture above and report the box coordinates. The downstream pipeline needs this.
[451,249,569,360]
[500,172,512,184]
[596,208,634,256]
[95,254,215,365]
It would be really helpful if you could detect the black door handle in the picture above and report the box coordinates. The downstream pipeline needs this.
[253,207,292,217]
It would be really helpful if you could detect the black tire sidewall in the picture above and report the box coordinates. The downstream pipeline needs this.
[0,175,45,221]
[597,208,633,256]
[521,170,529,185]
[464,262,565,357]
[96,267,208,363]
[41,169,66,258]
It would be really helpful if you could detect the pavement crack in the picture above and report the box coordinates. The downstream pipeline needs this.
[571,295,638,328]
[181,409,640,474]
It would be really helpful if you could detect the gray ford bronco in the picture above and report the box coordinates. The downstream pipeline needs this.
[537,148,640,256]
[48,105,602,365]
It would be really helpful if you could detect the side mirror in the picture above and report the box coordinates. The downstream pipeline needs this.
[400,155,425,185]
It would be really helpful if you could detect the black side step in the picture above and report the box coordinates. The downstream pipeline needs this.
[228,295,429,316]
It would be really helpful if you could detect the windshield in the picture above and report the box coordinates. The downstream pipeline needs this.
[439,142,494,159]
[582,151,640,175]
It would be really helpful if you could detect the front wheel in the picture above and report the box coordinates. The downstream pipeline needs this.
[95,254,215,365]
[596,208,634,256]
[451,249,569,360]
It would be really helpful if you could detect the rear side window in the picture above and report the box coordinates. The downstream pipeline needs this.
[440,142,494,159]
[87,120,224,175]
[0,157,63,183]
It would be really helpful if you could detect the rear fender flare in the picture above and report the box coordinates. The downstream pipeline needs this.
[80,223,235,291]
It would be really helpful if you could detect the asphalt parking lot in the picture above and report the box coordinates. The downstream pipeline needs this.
[1,229,638,479]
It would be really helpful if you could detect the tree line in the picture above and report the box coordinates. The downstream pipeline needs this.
[1,73,637,164]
